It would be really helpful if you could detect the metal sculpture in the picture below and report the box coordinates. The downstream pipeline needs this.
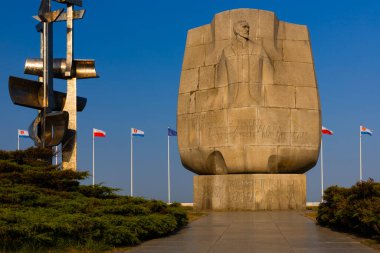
[8,0,98,171]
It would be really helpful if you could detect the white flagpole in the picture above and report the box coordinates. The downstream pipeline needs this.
[360,126,362,181]
[131,132,133,196]
[321,138,324,201]
[168,128,171,204]
[92,129,95,186]
[55,146,58,165]
[17,130,20,150]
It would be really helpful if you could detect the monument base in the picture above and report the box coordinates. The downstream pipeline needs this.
[194,174,306,211]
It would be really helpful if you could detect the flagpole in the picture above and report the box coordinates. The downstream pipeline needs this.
[168,128,171,204]
[360,126,362,181]
[17,130,19,150]
[55,146,58,165]
[92,129,95,186]
[321,138,324,201]
[131,132,133,196]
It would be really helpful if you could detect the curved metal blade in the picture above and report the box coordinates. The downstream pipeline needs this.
[29,111,69,147]
[9,76,44,110]
[9,75,86,111]
[25,58,98,79]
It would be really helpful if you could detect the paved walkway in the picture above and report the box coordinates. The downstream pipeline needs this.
[127,211,377,253]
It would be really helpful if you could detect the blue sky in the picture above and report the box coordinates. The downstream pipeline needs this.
[1,0,379,202]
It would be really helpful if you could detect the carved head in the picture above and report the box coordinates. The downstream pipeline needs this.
[233,20,250,39]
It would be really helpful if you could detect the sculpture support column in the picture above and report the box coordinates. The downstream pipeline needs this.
[62,78,77,170]
[62,4,76,171]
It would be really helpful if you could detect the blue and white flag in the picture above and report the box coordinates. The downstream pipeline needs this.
[360,125,373,136]
[18,129,29,138]
[168,128,177,137]
[131,128,144,137]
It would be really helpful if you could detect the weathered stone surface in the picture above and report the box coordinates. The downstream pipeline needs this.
[62,78,77,170]
[178,8,321,175]
[194,174,306,210]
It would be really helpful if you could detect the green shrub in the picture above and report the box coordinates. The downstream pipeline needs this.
[0,148,188,252]
[317,179,380,241]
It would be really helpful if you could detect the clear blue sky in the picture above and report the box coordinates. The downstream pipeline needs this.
[1,0,379,202]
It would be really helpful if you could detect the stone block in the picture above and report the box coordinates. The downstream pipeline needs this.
[186,26,207,47]
[179,68,199,93]
[177,92,196,115]
[199,110,228,147]
[246,145,278,173]
[278,146,319,173]
[194,174,306,210]
[178,114,200,149]
[274,61,317,87]
[291,109,320,147]
[227,107,257,146]
[264,84,295,108]
[195,87,226,112]
[278,22,309,41]
[217,146,246,173]
[283,40,313,63]
[213,11,231,41]
[296,87,319,109]
[257,107,291,145]
[182,45,206,70]
[199,65,215,90]
[258,10,277,38]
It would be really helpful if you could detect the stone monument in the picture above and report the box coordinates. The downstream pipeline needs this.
[177,9,321,210]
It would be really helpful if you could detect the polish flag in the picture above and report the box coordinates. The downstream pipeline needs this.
[93,128,106,137]
[322,126,333,135]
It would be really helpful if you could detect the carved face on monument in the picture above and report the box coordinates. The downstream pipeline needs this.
[178,9,321,175]
[233,20,250,40]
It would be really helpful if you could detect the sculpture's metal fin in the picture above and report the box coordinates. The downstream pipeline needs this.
[34,9,65,23]
[25,58,98,79]
[38,0,49,20]
[56,10,86,22]
[29,111,69,147]
[9,75,87,112]
[9,76,44,110]
[53,0,83,7]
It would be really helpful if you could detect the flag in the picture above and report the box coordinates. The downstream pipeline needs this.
[321,126,333,135]
[18,129,29,138]
[131,128,144,137]
[168,128,177,136]
[360,125,373,136]
[93,128,106,137]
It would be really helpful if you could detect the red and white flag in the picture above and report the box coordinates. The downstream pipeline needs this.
[322,126,333,135]
[93,128,106,138]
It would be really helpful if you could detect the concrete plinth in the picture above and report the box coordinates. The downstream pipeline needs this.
[194,174,306,211]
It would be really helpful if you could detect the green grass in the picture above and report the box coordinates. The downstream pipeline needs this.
[0,148,188,252]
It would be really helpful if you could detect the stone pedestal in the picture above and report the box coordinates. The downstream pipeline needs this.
[194,174,306,211]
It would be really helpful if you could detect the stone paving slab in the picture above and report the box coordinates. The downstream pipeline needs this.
[126,211,377,253]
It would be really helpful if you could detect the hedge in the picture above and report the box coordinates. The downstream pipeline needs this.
[0,148,188,252]
[317,179,380,241]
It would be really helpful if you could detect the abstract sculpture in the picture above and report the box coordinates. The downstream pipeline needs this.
[8,0,98,170]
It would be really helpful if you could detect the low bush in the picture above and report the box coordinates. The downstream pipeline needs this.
[0,148,188,252]
[317,179,380,241]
